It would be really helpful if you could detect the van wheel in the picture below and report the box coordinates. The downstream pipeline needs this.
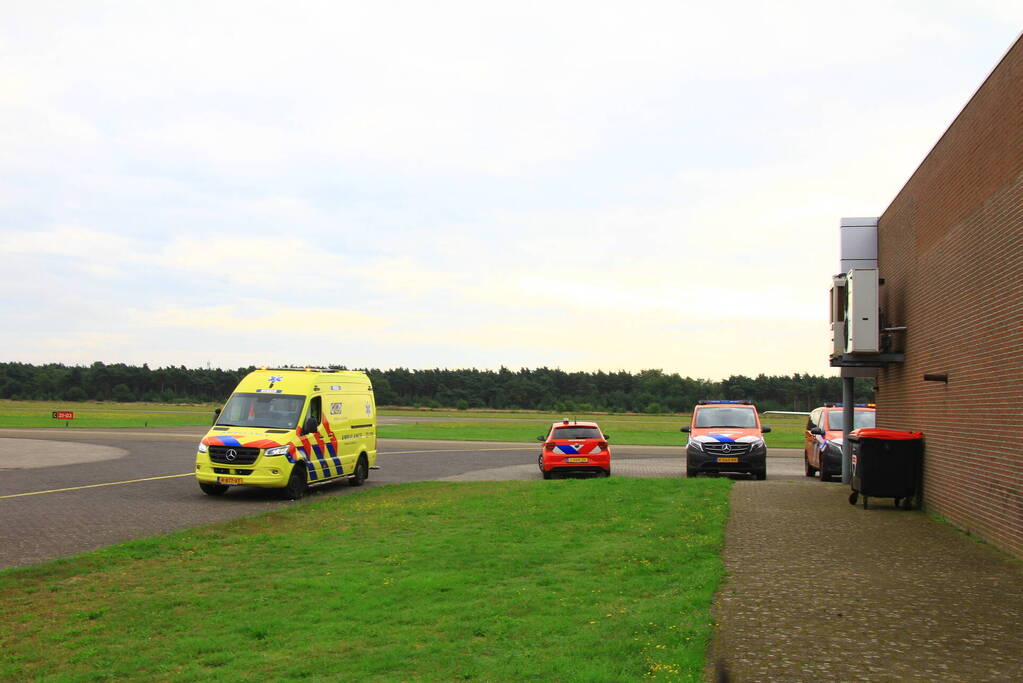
[820,465,833,483]
[753,468,767,481]
[804,455,816,477]
[686,466,696,478]
[199,482,228,496]
[282,463,308,499]
[349,456,368,486]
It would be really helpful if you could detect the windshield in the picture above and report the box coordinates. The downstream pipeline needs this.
[828,410,876,431]
[216,393,306,429]
[694,407,757,428]
[551,427,602,440]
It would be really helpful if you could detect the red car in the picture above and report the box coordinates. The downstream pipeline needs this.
[537,420,611,479]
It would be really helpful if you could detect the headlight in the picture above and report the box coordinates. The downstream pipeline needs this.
[263,445,290,457]
[197,443,208,453]
[748,438,766,450]
[687,439,703,452]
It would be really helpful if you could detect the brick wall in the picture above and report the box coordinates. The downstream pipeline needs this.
[876,36,1023,557]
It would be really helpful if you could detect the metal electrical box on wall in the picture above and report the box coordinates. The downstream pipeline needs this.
[846,268,879,353]
[839,217,878,272]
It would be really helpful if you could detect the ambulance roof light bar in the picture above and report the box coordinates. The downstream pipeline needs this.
[266,366,337,373]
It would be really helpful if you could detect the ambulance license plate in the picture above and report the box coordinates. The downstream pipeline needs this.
[566,457,588,463]
[716,457,739,463]
[217,476,244,485]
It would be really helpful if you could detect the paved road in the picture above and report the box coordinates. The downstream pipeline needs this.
[0,427,803,570]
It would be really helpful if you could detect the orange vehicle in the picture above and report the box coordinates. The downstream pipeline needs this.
[681,401,770,480]
[804,404,876,482]
[537,420,611,479]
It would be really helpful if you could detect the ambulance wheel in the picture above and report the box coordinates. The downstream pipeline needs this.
[282,463,308,499]
[199,482,228,496]
[686,466,696,478]
[753,468,767,481]
[349,456,368,487]
[804,455,816,477]
[820,465,833,483]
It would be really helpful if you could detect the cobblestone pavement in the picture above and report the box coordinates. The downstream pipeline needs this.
[709,480,1023,682]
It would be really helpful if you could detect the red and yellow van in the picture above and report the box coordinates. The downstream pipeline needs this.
[195,368,376,498]
[804,404,876,482]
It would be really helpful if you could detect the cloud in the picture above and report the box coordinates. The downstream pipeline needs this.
[3,2,1022,378]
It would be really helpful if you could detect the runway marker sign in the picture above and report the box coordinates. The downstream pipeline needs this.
[53,410,75,420]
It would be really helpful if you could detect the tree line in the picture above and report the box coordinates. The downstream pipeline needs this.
[0,362,873,413]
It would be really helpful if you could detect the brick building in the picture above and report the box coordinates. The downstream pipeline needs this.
[875,35,1022,556]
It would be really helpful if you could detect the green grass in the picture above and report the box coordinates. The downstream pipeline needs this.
[0,400,219,429]
[0,478,731,681]
[379,414,807,448]
[0,400,808,447]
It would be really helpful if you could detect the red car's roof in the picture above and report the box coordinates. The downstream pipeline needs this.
[550,420,600,428]
[697,403,758,409]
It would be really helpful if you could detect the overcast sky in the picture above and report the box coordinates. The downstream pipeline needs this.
[2,2,1021,379]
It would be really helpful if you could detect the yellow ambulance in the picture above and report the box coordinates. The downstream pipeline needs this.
[195,368,377,498]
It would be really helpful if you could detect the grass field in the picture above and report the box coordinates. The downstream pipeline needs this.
[0,478,731,681]
[377,415,806,448]
[0,400,808,447]
[0,400,219,429]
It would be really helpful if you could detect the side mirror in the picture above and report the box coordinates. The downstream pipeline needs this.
[680,426,690,433]
[212,407,221,425]
[303,416,319,435]
[809,427,825,436]
[536,435,545,442]
[604,434,610,441]
[761,426,772,433]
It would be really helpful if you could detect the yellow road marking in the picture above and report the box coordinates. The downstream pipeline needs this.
[1,446,536,499]
[0,473,194,499]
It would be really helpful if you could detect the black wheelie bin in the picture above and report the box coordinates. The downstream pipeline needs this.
[847,428,923,510]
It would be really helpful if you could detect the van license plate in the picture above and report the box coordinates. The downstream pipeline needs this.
[566,457,588,463]
[716,457,739,463]
[217,476,244,485]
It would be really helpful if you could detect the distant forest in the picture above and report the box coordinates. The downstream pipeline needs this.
[0,362,873,413]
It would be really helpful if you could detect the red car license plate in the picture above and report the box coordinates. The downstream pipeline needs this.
[565,457,588,463]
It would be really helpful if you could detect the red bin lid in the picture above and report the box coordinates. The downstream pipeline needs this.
[851,428,923,440]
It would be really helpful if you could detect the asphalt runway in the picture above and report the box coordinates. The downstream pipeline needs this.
[0,427,804,570]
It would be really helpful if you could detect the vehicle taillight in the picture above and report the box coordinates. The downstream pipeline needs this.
[597,441,608,450]
[545,442,556,450]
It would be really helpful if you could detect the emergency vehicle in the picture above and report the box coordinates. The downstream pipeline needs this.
[537,420,612,478]
[681,400,770,479]
[195,368,377,498]
[803,403,876,482]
